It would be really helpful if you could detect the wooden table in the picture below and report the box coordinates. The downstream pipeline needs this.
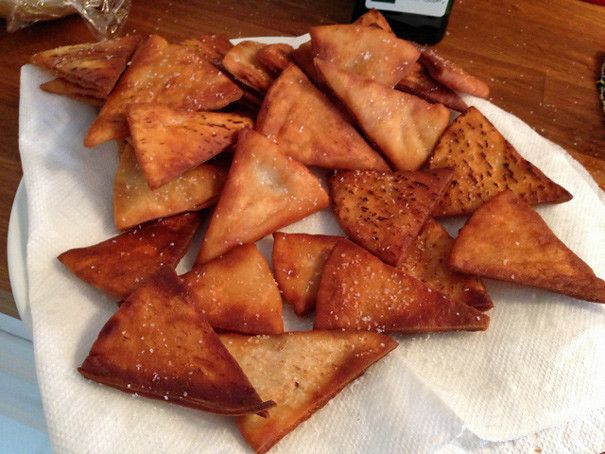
[1,0,604,319]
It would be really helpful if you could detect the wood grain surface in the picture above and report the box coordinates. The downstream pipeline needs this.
[1,0,604,318]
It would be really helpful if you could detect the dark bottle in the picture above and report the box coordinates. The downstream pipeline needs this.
[352,0,454,44]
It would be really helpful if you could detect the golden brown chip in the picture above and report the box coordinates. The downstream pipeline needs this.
[420,48,490,98]
[291,41,317,82]
[222,41,274,93]
[316,59,450,171]
[196,129,329,264]
[256,64,389,171]
[272,232,340,316]
[114,143,226,230]
[181,244,283,334]
[310,24,419,87]
[429,107,572,216]
[79,267,274,415]
[450,190,605,304]
[84,35,243,147]
[182,33,233,66]
[398,219,493,311]
[396,62,468,112]
[256,43,294,74]
[315,240,489,332]
[40,78,105,106]
[58,213,200,300]
[353,9,393,32]
[31,35,141,97]
[330,168,454,266]
[128,104,252,189]
[221,330,397,454]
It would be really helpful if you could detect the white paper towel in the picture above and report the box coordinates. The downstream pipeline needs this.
[18,35,605,453]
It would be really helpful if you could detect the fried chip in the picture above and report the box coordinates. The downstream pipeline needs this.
[182,33,233,66]
[354,9,393,33]
[84,35,243,147]
[181,244,283,334]
[429,107,572,216]
[256,43,294,74]
[315,240,489,332]
[58,212,200,300]
[196,129,329,264]
[291,41,317,82]
[31,35,141,97]
[396,62,468,112]
[310,24,419,87]
[114,143,226,230]
[79,268,274,415]
[221,330,397,453]
[272,232,340,316]
[128,104,252,189]
[316,59,450,171]
[398,219,493,311]
[40,78,105,106]
[450,190,605,304]
[222,41,275,93]
[420,48,490,98]
[256,64,389,171]
[330,168,454,266]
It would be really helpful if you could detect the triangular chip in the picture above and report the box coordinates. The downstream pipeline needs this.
[128,104,252,189]
[84,35,243,147]
[450,190,605,304]
[59,212,200,300]
[429,107,572,216]
[396,62,468,112]
[114,143,226,230]
[315,240,489,332]
[196,128,329,264]
[31,35,141,97]
[316,59,450,171]
[79,268,274,415]
[310,24,419,87]
[256,64,389,171]
[222,41,274,93]
[221,330,397,453]
[419,48,490,98]
[272,232,340,316]
[256,43,294,74]
[291,41,317,82]
[40,78,105,106]
[182,33,233,66]
[397,219,493,311]
[354,9,393,32]
[329,168,454,266]
[181,244,283,334]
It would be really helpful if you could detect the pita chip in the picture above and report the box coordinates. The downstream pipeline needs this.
[316,59,450,171]
[398,219,493,311]
[315,240,489,332]
[420,48,490,98]
[272,232,340,316]
[256,43,294,74]
[114,143,226,230]
[396,62,468,112]
[40,78,105,106]
[329,168,454,266]
[128,104,252,189]
[221,330,397,453]
[222,41,275,93]
[84,35,243,147]
[429,107,572,216]
[182,33,233,66]
[181,244,284,334]
[310,24,419,87]
[58,212,200,300]
[450,190,605,304]
[31,35,141,97]
[196,129,329,264]
[256,64,389,171]
[354,9,393,33]
[79,268,274,415]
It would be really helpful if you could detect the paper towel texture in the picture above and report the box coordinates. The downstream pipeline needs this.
[18,35,605,452]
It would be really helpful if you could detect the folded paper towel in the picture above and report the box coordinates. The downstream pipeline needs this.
[18,35,605,453]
